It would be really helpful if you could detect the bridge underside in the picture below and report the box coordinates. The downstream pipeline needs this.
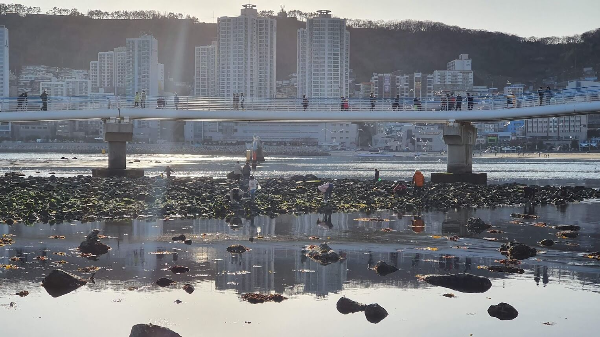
[1,101,599,123]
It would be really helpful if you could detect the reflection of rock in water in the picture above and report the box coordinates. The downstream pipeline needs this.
[129,323,181,337]
[488,302,519,320]
[442,208,472,236]
[422,273,492,293]
[42,269,87,298]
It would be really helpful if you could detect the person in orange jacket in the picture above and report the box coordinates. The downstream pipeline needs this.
[412,170,425,188]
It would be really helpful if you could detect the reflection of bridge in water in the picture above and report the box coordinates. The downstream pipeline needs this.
[1,205,599,297]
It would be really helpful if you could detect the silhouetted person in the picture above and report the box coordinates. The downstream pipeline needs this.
[141,90,147,108]
[302,95,309,111]
[456,94,462,110]
[545,86,552,105]
[174,93,179,110]
[393,94,400,111]
[369,92,376,110]
[40,90,48,111]
[164,166,174,179]
[537,87,544,105]
[467,93,474,110]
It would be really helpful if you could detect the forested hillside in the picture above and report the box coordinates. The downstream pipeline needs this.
[2,3,599,87]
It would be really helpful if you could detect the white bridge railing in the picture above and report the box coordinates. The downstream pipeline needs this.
[3,86,600,114]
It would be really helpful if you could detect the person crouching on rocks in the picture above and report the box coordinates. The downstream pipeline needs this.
[318,182,334,202]
[248,176,259,200]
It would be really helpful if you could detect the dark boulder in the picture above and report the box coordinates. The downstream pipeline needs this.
[373,261,399,276]
[336,297,365,314]
[488,302,519,320]
[501,243,537,260]
[466,217,491,233]
[183,284,194,294]
[129,323,182,337]
[539,239,554,247]
[422,274,492,293]
[42,269,87,297]
[305,243,340,265]
[227,245,249,254]
[172,234,186,242]
[156,278,176,287]
[364,303,389,324]
[78,229,110,256]
[169,266,190,274]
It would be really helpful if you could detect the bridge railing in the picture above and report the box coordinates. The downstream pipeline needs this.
[3,85,600,114]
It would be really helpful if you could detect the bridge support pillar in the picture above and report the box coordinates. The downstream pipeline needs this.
[92,122,144,178]
[431,122,487,185]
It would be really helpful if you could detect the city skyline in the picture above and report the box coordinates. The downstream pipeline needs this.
[13,0,600,38]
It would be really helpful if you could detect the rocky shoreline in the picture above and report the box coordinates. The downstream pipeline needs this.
[1,174,598,225]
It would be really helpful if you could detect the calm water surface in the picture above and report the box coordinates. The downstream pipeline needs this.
[1,203,599,336]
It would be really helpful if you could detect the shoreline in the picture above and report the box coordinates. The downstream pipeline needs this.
[1,174,598,225]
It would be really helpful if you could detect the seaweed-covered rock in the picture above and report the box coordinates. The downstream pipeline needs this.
[336,297,366,314]
[156,278,176,287]
[129,324,182,337]
[42,269,87,297]
[422,273,492,293]
[466,217,491,233]
[227,245,249,254]
[241,293,287,304]
[171,234,186,242]
[488,303,519,320]
[373,261,399,276]
[487,265,524,274]
[78,229,110,256]
[364,303,389,324]
[557,230,578,238]
[501,242,537,260]
[539,239,554,247]
[305,243,340,265]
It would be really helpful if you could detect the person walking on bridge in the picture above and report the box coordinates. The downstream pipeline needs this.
[545,86,552,105]
[134,92,140,108]
[369,92,376,110]
[467,93,474,110]
[40,90,48,111]
[456,94,463,111]
[393,94,400,111]
[240,93,245,110]
[174,93,179,110]
[302,95,309,111]
[141,90,147,108]
[537,87,544,106]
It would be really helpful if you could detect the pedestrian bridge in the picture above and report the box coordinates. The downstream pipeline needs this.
[2,88,600,122]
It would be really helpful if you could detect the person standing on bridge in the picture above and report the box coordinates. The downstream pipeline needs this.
[545,86,552,105]
[134,92,140,108]
[370,92,376,110]
[441,94,448,111]
[174,93,179,110]
[413,97,422,111]
[393,94,400,111]
[448,94,455,111]
[467,93,474,110]
[340,97,345,111]
[240,93,245,110]
[141,90,147,108]
[538,87,544,106]
[302,95,309,111]
[456,93,463,111]
[40,90,48,111]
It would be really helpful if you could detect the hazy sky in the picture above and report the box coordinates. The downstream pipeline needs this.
[16,0,600,37]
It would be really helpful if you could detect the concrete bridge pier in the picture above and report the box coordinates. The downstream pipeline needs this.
[431,122,487,185]
[92,121,144,178]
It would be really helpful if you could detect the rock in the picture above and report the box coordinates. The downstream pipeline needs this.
[227,245,249,254]
[466,217,491,233]
[129,323,182,337]
[373,261,399,276]
[488,302,519,320]
[42,269,87,297]
[184,239,192,245]
[364,303,388,324]
[305,243,340,265]
[172,234,186,242]
[78,229,110,256]
[183,284,194,294]
[422,274,492,293]
[539,239,554,247]
[487,265,524,274]
[156,278,176,287]
[555,225,580,231]
[336,297,365,314]
[557,230,578,238]
[241,293,287,304]
[501,242,537,260]
[169,266,190,274]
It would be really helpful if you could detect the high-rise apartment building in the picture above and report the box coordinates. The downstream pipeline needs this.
[126,35,159,97]
[97,51,115,92]
[89,61,99,91]
[0,26,8,98]
[114,47,127,95]
[297,10,350,99]
[194,42,218,97]
[217,4,276,98]
[433,54,474,93]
